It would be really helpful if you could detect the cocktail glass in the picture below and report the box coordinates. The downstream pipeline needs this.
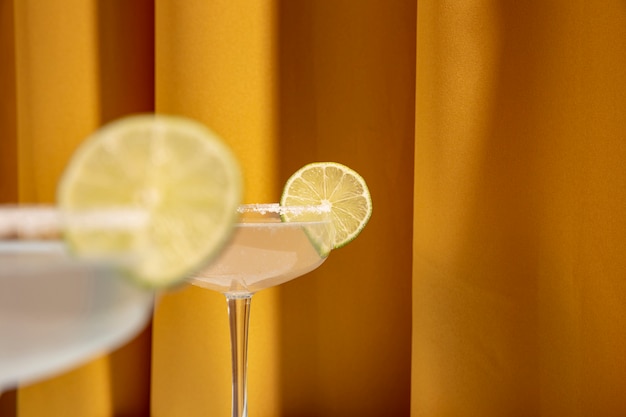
[0,206,154,393]
[188,203,335,417]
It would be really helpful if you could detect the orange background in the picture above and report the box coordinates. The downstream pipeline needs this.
[1,1,625,416]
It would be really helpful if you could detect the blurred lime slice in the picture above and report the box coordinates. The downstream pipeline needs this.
[57,114,242,288]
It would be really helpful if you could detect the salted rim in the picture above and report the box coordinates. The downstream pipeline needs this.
[236,203,331,216]
[0,205,149,238]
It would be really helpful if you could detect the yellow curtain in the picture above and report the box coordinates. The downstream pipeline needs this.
[2,1,626,416]
[413,2,626,416]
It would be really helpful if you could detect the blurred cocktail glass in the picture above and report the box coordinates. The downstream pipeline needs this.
[0,206,153,392]
[0,114,244,394]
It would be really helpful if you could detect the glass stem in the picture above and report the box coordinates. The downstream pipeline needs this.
[226,295,251,417]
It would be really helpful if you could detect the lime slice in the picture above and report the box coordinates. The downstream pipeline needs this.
[280,162,372,249]
[57,114,243,288]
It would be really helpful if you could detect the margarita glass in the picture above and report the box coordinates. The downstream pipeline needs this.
[189,203,335,417]
[0,114,244,395]
[0,206,153,392]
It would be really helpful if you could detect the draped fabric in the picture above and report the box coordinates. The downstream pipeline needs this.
[1,1,625,416]
[413,2,626,415]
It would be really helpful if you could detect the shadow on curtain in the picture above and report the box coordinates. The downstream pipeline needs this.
[276,0,416,415]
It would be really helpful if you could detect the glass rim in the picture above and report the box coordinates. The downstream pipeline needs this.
[0,205,149,239]
[236,203,332,215]
[0,204,334,236]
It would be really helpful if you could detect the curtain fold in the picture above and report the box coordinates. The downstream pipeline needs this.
[2,0,626,416]
[413,1,626,415]
[1,0,154,415]
[152,1,281,415]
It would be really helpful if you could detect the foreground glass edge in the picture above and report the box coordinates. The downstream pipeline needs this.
[0,241,154,392]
